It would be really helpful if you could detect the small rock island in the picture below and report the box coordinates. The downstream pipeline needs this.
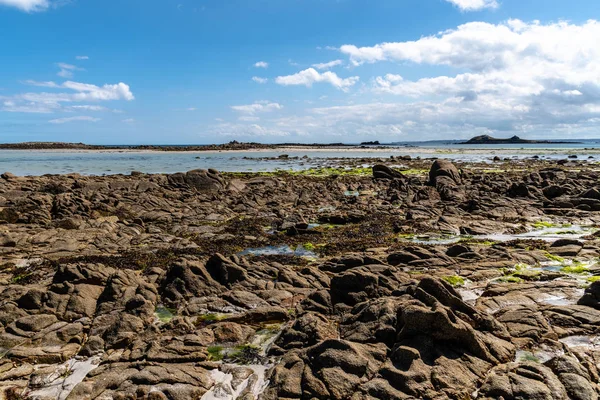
[460,135,579,145]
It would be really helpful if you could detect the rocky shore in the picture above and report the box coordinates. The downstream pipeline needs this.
[1,159,600,399]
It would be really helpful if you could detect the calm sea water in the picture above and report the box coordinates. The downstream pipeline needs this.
[1,141,600,176]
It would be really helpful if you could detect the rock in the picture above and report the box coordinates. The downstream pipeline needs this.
[429,160,461,185]
[170,169,225,192]
[578,281,600,309]
[372,165,404,180]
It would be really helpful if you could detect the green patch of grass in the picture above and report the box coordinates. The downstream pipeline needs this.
[544,252,565,263]
[532,221,557,229]
[587,276,600,283]
[496,275,524,283]
[400,169,428,175]
[514,263,530,271]
[303,242,316,251]
[229,344,261,364]
[561,264,590,274]
[197,313,227,324]
[207,346,224,361]
[11,273,33,284]
[442,275,466,287]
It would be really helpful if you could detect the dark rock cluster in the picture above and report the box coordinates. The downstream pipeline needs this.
[0,159,599,399]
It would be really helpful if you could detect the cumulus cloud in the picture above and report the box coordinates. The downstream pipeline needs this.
[0,0,50,12]
[254,61,269,68]
[444,0,498,11]
[275,68,359,91]
[210,20,600,141]
[76,56,90,60]
[2,80,135,113]
[49,116,101,124]
[231,101,283,114]
[312,60,343,70]
[252,76,268,84]
[315,20,600,137]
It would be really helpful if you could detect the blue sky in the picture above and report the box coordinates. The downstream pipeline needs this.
[1,0,600,144]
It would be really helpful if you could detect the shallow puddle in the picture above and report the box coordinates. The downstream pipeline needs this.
[201,364,271,400]
[560,335,600,350]
[457,287,484,304]
[238,245,317,258]
[155,305,176,323]
[515,347,563,364]
[400,225,596,245]
[26,356,101,400]
[201,324,285,400]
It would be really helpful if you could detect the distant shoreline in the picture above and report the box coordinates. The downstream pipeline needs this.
[0,139,592,152]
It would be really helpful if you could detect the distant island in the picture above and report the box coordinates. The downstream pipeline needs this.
[0,141,365,151]
[460,135,580,145]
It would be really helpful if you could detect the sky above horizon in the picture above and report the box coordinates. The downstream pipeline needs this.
[1,0,600,144]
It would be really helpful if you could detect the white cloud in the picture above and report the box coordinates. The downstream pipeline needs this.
[2,80,135,114]
[76,56,89,60]
[275,68,359,91]
[23,80,59,88]
[312,60,343,70]
[57,63,83,78]
[254,61,269,68]
[122,118,135,123]
[238,116,260,122]
[252,76,268,84]
[0,0,50,12]
[187,107,197,111]
[211,20,600,141]
[70,105,107,111]
[332,20,600,137]
[49,116,101,124]
[231,101,283,114]
[444,0,498,11]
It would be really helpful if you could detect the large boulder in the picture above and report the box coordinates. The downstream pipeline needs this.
[578,281,600,309]
[168,169,224,191]
[429,159,461,185]
[185,169,225,191]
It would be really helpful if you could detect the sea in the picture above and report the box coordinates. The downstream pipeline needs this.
[2,140,600,176]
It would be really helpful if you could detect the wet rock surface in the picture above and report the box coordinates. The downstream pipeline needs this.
[1,160,600,399]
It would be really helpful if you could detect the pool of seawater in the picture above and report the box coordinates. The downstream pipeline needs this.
[402,225,596,245]
[238,245,317,258]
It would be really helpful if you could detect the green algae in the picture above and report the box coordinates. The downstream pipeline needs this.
[561,264,590,274]
[155,306,176,323]
[207,346,224,361]
[442,275,466,287]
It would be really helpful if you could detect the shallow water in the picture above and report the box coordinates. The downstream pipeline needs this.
[26,356,101,400]
[560,335,600,350]
[201,364,271,400]
[2,144,600,176]
[402,225,596,245]
[238,245,317,258]
[515,347,564,364]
